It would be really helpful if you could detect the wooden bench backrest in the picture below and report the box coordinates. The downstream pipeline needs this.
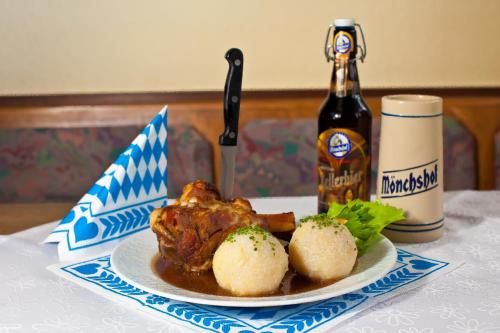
[1,89,499,189]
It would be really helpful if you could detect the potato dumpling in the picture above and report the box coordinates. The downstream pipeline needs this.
[212,225,288,296]
[289,216,357,281]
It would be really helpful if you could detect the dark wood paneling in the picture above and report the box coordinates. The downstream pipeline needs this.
[1,88,499,189]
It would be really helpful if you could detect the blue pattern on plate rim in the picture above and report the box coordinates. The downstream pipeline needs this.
[45,107,168,255]
[58,248,448,333]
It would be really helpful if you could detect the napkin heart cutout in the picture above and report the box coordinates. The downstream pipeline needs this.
[74,217,99,242]
[73,263,100,275]
[409,259,438,270]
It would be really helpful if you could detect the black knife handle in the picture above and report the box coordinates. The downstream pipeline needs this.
[219,48,243,146]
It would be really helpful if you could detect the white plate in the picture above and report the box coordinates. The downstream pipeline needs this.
[111,230,396,307]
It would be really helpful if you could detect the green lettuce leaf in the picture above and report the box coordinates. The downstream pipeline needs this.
[327,199,405,256]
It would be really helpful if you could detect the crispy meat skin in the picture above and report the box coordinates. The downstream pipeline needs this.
[174,180,221,206]
[150,181,267,272]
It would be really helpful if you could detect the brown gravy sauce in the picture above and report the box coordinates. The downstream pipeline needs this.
[152,254,338,297]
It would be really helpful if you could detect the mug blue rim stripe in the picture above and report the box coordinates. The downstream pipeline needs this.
[381,112,442,118]
[391,217,444,227]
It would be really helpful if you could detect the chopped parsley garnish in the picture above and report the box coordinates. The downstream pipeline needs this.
[300,213,342,229]
[225,225,277,255]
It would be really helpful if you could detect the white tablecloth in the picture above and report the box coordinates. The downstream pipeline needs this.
[1,191,500,333]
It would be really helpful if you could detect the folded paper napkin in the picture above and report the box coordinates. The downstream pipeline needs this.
[49,247,455,333]
[44,107,169,261]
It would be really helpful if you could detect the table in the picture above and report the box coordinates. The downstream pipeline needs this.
[1,191,500,332]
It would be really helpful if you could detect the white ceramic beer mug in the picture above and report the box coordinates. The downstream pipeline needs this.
[377,95,444,243]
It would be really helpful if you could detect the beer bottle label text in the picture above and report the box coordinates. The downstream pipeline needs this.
[317,128,370,211]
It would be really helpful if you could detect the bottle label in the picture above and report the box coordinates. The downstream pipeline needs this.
[317,128,370,210]
[334,31,354,55]
[327,132,352,158]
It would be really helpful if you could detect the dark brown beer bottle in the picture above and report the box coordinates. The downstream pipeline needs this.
[317,18,372,213]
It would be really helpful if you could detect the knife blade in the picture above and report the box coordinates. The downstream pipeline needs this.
[219,48,243,200]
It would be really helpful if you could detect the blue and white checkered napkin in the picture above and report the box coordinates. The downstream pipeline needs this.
[48,248,455,333]
[44,107,169,261]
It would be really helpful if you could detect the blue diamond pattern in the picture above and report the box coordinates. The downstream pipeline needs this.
[142,142,152,164]
[131,173,142,197]
[142,125,151,137]
[53,108,168,256]
[152,113,163,133]
[152,139,163,163]
[114,154,130,170]
[130,145,142,167]
[96,188,108,206]
[142,170,153,195]
[108,177,121,203]
[121,174,132,200]
[152,168,163,192]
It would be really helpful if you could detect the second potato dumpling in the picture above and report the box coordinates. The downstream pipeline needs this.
[213,225,288,296]
[289,216,357,281]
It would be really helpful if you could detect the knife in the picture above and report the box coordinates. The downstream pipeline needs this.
[219,48,243,201]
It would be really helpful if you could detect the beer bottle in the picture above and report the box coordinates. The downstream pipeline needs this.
[317,18,372,213]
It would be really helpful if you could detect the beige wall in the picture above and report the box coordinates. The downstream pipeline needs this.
[1,0,499,95]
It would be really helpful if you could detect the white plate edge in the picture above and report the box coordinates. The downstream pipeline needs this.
[110,232,397,307]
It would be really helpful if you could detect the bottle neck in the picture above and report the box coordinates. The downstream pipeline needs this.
[329,58,361,97]
[328,27,361,98]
